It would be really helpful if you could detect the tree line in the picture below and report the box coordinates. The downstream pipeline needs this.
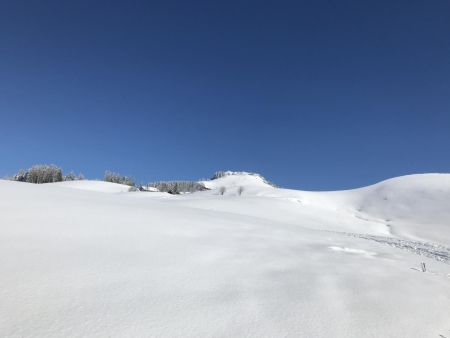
[7,165,206,193]
[143,181,207,194]
[6,165,276,192]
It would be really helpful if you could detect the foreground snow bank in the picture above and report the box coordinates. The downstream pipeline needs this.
[0,174,449,338]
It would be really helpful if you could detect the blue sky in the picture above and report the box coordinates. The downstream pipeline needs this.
[0,0,449,190]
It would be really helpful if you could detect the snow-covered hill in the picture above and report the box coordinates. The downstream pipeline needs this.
[0,173,449,337]
[52,180,134,193]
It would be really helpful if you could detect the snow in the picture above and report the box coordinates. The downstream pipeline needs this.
[140,185,159,192]
[1,173,449,337]
[52,180,133,193]
[201,171,272,190]
[328,246,377,258]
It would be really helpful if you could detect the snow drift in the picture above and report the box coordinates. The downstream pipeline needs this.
[0,173,449,338]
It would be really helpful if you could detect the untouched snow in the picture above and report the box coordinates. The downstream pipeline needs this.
[1,173,450,338]
[51,180,134,193]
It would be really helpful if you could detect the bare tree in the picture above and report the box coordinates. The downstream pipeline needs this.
[237,186,244,196]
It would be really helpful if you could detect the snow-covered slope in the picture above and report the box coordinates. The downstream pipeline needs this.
[51,180,134,193]
[0,173,449,338]
[343,174,450,243]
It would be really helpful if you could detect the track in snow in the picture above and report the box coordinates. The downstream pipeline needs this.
[338,232,450,264]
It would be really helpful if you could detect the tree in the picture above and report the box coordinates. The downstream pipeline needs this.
[104,171,135,186]
[237,186,244,196]
[26,165,63,184]
[63,172,84,181]
[145,181,208,194]
[219,186,226,195]
[13,169,28,182]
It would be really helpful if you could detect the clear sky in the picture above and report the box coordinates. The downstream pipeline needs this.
[1,0,449,190]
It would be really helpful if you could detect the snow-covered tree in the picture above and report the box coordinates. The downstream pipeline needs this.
[104,171,135,186]
[63,172,85,181]
[26,165,63,184]
[13,169,28,182]
[144,181,207,194]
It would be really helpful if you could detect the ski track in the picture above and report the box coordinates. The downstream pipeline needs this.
[338,231,450,264]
